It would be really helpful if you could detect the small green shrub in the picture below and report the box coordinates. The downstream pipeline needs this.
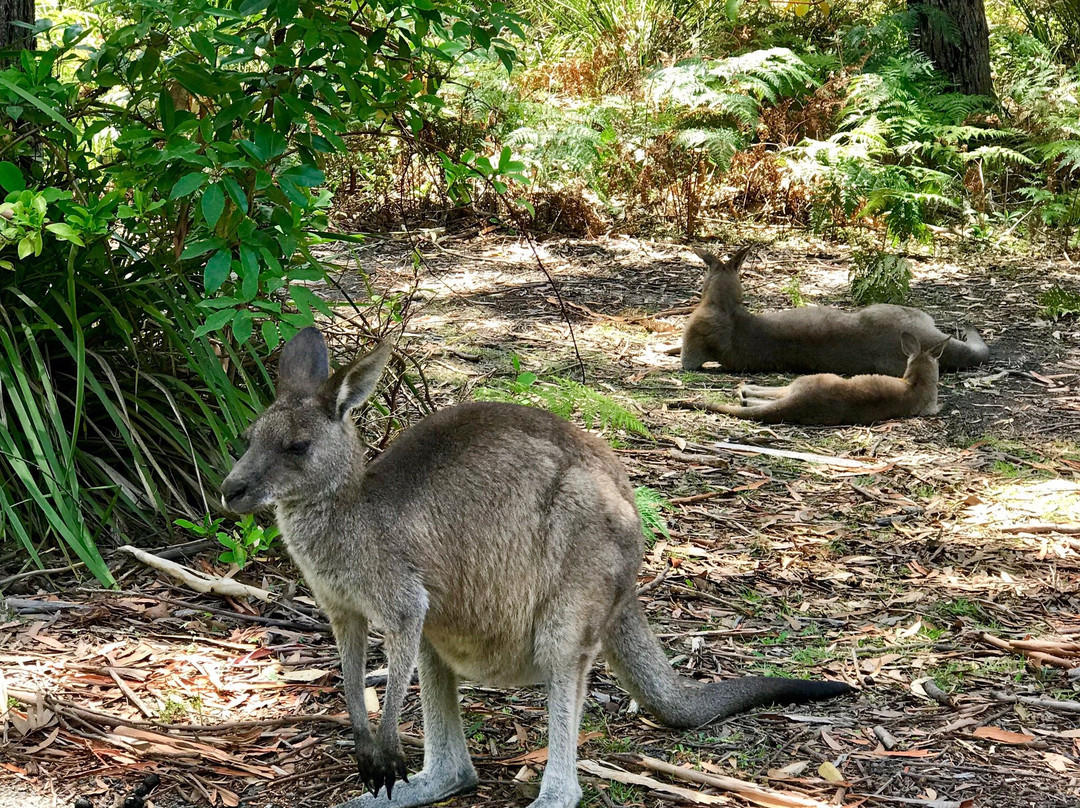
[1039,286,1080,319]
[782,272,806,307]
[175,514,280,570]
[849,249,911,305]
[634,486,671,546]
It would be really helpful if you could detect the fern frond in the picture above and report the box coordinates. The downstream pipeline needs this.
[675,127,743,168]
[634,486,671,546]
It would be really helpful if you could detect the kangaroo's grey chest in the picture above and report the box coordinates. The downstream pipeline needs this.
[277,506,385,621]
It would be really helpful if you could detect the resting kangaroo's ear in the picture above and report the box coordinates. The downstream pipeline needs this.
[899,332,921,358]
[277,327,330,399]
[728,245,753,272]
[692,247,723,272]
[320,341,393,421]
[928,336,950,359]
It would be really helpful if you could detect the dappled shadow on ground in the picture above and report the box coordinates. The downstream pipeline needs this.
[4,233,1080,807]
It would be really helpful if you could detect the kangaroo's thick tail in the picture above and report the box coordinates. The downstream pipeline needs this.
[602,599,853,728]
[940,326,990,370]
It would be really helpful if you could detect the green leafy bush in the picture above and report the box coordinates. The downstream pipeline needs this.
[1039,286,1080,319]
[0,0,522,584]
[175,515,280,569]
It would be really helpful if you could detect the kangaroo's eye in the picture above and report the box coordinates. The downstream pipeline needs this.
[285,440,311,457]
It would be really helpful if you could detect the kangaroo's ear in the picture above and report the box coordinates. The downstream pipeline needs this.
[277,327,330,399]
[728,245,753,272]
[928,336,950,359]
[899,332,921,358]
[692,247,723,272]
[319,341,393,421]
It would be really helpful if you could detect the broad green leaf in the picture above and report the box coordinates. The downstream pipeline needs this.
[204,249,232,293]
[202,183,225,228]
[170,172,207,200]
[45,223,85,246]
[261,320,280,350]
[279,164,324,187]
[194,307,237,338]
[180,237,227,259]
[222,177,248,213]
[232,309,254,343]
[0,161,25,192]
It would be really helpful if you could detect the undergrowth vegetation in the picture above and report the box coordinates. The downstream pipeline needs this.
[320,1,1080,250]
[3,0,1080,583]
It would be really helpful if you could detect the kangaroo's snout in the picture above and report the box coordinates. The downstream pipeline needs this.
[220,474,248,509]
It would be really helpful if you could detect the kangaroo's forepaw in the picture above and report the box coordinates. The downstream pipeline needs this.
[355,743,409,799]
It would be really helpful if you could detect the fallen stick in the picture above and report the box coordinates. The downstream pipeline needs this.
[992,691,1080,714]
[578,759,727,806]
[710,441,883,470]
[1009,639,1080,653]
[978,632,1078,670]
[625,754,835,808]
[1000,523,1080,535]
[2,597,91,614]
[117,545,274,602]
[6,688,424,746]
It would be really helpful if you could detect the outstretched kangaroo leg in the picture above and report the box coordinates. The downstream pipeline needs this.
[340,641,477,808]
[740,384,790,402]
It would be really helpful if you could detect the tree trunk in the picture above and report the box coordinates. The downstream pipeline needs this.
[909,0,994,98]
[0,0,35,52]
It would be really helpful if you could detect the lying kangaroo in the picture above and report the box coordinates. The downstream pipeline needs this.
[700,333,947,425]
[681,247,989,376]
[221,328,852,808]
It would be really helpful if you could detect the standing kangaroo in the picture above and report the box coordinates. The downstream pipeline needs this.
[681,247,989,376]
[699,333,947,425]
[221,328,852,808]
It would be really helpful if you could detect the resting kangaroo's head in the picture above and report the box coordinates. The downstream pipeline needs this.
[221,328,392,513]
[900,332,949,379]
[693,245,753,310]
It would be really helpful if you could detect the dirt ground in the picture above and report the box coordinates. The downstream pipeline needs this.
[3,232,1080,808]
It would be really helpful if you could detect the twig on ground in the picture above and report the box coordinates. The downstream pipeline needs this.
[117,545,275,602]
[3,597,91,614]
[1000,523,1080,535]
[612,754,835,808]
[991,691,1080,714]
[636,563,674,597]
[578,759,728,806]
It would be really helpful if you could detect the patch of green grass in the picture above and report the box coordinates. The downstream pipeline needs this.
[992,459,1022,478]
[158,694,204,723]
[583,781,644,806]
[783,273,805,307]
[927,662,966,690]
[739,587,765,609]
[980,656,1027,682]
[935,598,984,619]
[912,483,936,501]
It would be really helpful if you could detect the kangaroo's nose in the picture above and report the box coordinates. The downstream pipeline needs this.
[221,476,248,505]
